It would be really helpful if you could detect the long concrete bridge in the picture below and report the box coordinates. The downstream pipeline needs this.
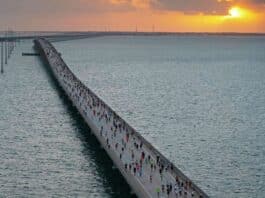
[0,32,105,42]
[34,38,209,198]
[0,32,135,74]
[0,31,184,44]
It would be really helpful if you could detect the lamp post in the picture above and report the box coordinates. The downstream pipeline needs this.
[1,41,3,74]
[5,31,8,64]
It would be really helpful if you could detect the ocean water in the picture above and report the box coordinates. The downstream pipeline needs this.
[0,40,133,197]
[0,35,264,198]
[54,35,265,198]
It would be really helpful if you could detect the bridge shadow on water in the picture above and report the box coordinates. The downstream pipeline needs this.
[37,53,137,198]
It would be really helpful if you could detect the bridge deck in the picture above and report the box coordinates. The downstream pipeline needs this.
[35,38,208,198]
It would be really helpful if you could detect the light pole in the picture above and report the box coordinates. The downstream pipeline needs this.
[1,41,3,74]
[5,31,8,64]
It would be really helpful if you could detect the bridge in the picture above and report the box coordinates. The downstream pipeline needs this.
[0,31,186,74]
[1,31,114,73]
[34,38,209,198]
[0,32,102,42]
[0,31,181,42]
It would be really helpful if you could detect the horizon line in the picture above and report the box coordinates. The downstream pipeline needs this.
[0,30,265,35]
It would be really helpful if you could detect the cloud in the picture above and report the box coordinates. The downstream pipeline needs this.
[0,0,136,18]
[252,0,265,4]
[108,0,151,9]
[0,0,263,18]
[108,0,265,14]
[107,0,232,14]
[150,0,231,14]
[0,0,264,31]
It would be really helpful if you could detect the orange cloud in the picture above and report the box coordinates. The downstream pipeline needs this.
[109,0,151,8]
[0,0,264,32]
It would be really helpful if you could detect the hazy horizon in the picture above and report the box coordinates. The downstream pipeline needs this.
[1,30,265,35]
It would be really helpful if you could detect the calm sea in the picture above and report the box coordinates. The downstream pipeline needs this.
[1,35,265,197]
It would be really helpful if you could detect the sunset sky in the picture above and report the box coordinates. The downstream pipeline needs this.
[0,0,264,32]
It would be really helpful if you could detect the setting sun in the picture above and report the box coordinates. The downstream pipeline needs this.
[229,7,242,18]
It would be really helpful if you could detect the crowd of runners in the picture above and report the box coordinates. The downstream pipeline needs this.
[37,39,207,198]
